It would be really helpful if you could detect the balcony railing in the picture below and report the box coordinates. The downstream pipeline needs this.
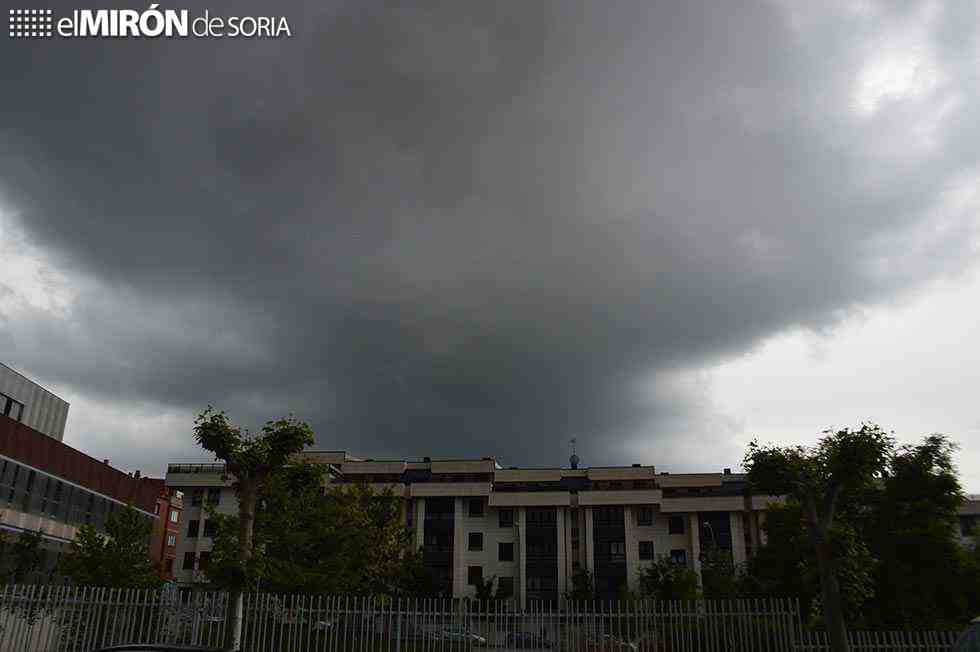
[167,463,226,475]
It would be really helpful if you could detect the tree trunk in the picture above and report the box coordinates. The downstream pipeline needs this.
[814,537,849,652]
[225,480,257,651]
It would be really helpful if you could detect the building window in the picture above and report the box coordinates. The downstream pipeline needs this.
[962,515,978,537]
[638,540,654,560]
[670,549,688,566]
[199,551,211,570]
[165,558,174,574]
[207,488,221,505]
[497,576,514,599]
[498,542,514,562]
[169,509,179,523]
[468,532,484,551]
[182,552,195,570]
[498,508,514,527]
[468,498,484,517]
[166,534,176,547]
[467,566,483,586]
[202,519,216,538]
[187,519,199,538]
[610,542,625,557]
[0,392,25,422]
[668,515,686,535]
[154,503,160,515]
[190,489,203,507]
[636,507,653,527]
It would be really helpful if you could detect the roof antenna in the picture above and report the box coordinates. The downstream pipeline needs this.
[569,438,580,470]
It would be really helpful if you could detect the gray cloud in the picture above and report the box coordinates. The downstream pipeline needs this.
[1,0,978,473]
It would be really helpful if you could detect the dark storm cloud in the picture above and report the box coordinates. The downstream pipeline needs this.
[1,0,978,469]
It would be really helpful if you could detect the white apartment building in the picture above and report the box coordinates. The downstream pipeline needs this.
[165,452,980,606]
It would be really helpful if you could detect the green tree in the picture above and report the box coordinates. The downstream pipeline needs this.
[193,408,315,651]
[205,462,425,597]
[473,575,497,602]
[5,529,45,583]
[699,545,738,599]
[863,435,980,629]
[564,567,594,602]
[59,506,161,588]
[744,424,893,652]
[638,557,700,601]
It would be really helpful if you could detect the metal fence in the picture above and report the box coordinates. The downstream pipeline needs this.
[0,585,963,652]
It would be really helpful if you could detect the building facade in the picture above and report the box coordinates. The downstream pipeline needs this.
[166,451,980,602]
[165,452,777,602]
[0,362,70,442]
[1,370,160,581]
[146,480,184,581]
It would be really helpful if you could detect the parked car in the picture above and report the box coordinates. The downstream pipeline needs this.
[954,616,980,652]
[584,633,639,651]
[438,626,488,646]
[507,630,554,648]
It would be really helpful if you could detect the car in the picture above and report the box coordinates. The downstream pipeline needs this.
[506,630,554,648]
[953,616,980,652]
[583,633,639,651]
[438,627,488,646]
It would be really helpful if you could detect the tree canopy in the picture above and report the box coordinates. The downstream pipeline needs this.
[204,461,428,596]
[58,505,162,588]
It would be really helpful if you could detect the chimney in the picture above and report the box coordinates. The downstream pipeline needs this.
[631,463,641,468]
[103,459,110,465]
[723,468,731,475]
[134,470,141,479]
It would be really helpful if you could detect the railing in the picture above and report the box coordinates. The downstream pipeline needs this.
[796,629,961,651]
[167,463,227,475]
[0,585,964,652]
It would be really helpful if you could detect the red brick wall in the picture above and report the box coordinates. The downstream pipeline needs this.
[0,414,159,512]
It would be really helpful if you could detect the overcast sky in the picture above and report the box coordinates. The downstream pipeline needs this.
[1,0,978,490]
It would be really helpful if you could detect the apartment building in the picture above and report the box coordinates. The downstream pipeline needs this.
[0,362,70,441]
[165,451,779,602]
[166,451,980,603]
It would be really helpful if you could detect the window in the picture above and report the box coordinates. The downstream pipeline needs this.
[498,542,514,562]
[962,516,978,537]
[498,508,514,527]
[207,488,221,505]
[638,540,654,560]
[166,534,176,547]
[165,558,174,574]
[169,509,179,523]
[467,566,483,586]
[0,392,25,422]
[636,507,653,527]
[668,515,686,535]
[190,489,203,507]
[187,519,199,538]
[203,519,216,538]
[154,503,160,515]
[182,552,195,570]
[670,549,688,566]
[468,498,484,517]
[199,551,211,570]
[497,576,514,599]
[468,532,483,551]
[609,542,625,557]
